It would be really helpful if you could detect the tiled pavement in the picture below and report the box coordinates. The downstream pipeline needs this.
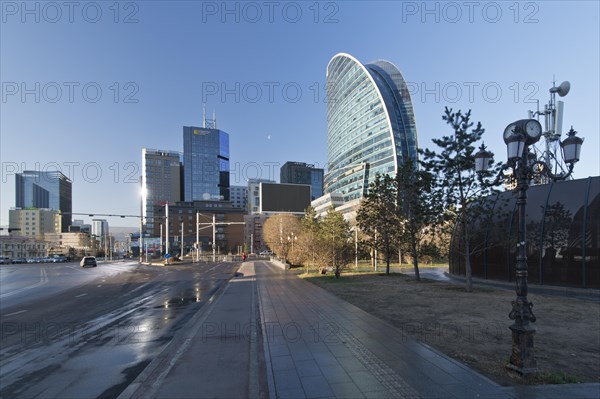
[121,261,600,399]
[255,261,599,399]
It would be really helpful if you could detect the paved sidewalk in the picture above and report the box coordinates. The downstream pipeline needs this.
[121,261,600,398]
[255,261,600,399]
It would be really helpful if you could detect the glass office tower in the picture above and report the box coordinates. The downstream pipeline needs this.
[324,53,418,202]
[15,170,72,232]
[142,148,183,233]
[183,126,230,202]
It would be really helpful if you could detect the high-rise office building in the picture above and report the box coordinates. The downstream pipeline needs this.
[91,219,109,247]
[15,171,72,231]
[70,219,91,234]
[183,126,230,202]
[142,148,183,233]
[280,162,324,200]
[324,53,419,202]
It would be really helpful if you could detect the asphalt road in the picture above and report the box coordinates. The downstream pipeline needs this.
[0,261,241,398]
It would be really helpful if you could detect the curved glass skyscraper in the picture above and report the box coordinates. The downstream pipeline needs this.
[324,53,418,202]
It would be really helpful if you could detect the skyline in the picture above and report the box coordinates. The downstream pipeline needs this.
[2,1,599,227]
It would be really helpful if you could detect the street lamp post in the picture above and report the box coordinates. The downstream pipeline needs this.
[350,226,358,269]
[139,179,144,264]
[475,120,583,377]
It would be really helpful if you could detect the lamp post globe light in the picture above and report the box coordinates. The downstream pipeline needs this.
[475,119,584,377]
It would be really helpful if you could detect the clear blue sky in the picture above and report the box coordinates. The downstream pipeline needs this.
[1,1,598,227]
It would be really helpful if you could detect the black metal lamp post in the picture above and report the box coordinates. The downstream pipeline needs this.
[475,121,584,377]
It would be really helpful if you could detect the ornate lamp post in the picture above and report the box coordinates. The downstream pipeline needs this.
[475,120,584,376]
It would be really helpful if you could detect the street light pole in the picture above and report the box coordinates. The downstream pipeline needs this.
[196,212,200,263]
[476,121,583,377]
[508,150,537,375]
[355,227,358,269]
[212,214,216,262]
[139,178,144,264]
[165,203,169,257]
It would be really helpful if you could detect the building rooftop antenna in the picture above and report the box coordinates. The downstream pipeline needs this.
[202,105,217,129]
[528,78,571,183]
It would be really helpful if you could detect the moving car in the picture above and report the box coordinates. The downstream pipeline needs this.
[80,256,97,268]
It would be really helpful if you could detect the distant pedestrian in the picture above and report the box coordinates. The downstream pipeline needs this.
[242,253,247,262]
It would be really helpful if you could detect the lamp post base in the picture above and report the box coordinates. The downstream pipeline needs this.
[507,325,537,376]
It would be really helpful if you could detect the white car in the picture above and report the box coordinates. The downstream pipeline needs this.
[80,256,97,267]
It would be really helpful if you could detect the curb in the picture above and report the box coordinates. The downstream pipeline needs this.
[117,269,237,399]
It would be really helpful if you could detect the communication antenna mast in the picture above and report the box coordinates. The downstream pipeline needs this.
[528,79,571,183]
[203,107,217,129]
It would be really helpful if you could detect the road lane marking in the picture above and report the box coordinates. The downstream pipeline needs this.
[0,268,48,298]
[75,293,88,298]
[97,285,103,287]
[5,310,28,317]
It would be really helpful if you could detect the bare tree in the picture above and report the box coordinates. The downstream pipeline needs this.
[262,214,301,261]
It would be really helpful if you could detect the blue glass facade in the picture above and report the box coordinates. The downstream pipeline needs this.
[324,53,418,202]
[15,171,72,231]
[183,126,230,202]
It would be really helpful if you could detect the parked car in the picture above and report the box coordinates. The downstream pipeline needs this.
[259,250,273,256]
[80,256,97,268]
[12,258,27,264]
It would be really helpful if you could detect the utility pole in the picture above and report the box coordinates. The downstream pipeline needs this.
[181,222,184,258]
[212,214,216,262]
[160,224,163,257]
[355,227,358,269]
[196,212,200,263]
[139,178,144,264]
[165,203,169,256]
[374,228,378,272]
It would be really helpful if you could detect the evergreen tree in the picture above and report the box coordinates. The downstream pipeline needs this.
[396,157,442,281]
[356,173,400,275]
[420,107,500,292]
[320,208,352,278]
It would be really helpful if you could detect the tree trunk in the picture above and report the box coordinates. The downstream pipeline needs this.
[411,240,420,281]
[464,239,473,293]
[371,247,375,269]
[385,243,391,275]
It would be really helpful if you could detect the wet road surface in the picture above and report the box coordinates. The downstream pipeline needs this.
[0,261,240,398]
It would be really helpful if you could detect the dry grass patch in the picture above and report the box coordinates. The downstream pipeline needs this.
[301,271,600,386]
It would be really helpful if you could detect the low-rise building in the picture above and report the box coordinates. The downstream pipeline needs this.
[152,200,245,255]
[0,236,49,259]
[311,193,345,218]
[44,232,97,256]
[8,208,61,240]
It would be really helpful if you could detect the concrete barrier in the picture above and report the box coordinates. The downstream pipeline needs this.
[269,257,290,270]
